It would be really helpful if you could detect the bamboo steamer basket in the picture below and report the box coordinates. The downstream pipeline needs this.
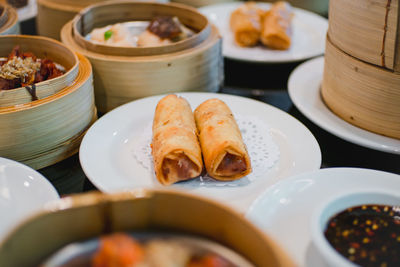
[0,190,295,266]
[0,3,19,35]
[61,1,222,113]
[0,35,79,107]
[0,50,97,169]
[328,0,399,72]
[171,0,235,8]
[37,0,169,40]
[321,36,400,140]
[72,1,210,56]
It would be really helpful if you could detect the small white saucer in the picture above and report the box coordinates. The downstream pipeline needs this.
[0,157,59,241]
[246,168,400,267]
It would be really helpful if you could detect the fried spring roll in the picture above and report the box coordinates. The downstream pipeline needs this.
[230,2,264,47]
[152,95,203,185]
[194,99,251,181]
[261,1,293,50]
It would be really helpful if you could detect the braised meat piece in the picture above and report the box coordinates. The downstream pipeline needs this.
[0,46,64,91]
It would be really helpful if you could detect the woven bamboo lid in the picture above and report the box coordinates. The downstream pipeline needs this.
[328,0,399,72]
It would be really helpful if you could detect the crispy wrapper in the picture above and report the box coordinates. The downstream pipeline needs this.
[152,95,203,185]
[261,1,293,50]
[230,2,264,47]
[194,99,251,181]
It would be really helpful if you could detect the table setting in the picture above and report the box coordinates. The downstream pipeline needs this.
[0,0,399,266]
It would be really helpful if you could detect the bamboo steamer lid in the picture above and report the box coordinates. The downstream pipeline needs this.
[328,0,400,72]
[0,51,97,169]
[61,1,222,113]
[0,190,295,266]
[0,35,79,107]
[37,0,170,40]
[0,3,19,35]
[321,36,400,140]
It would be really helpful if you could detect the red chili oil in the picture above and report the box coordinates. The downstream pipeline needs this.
[324,205,400,267]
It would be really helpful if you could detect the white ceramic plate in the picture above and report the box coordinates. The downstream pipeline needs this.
[80,92,321,213]
[199,1,328,63]
[16,0,37,22]
[288,56,400,154]
[0,157,59,241]
[246,168,400,267]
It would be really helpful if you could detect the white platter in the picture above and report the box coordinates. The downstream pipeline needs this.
[16,0,37,22]
[288,56,400,155]
[199,1,328,63]
[0,157,59,242]
[246,167,400,267]
[80,92,321,213]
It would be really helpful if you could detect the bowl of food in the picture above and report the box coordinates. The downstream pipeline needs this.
[61,1,222,113]
[72,1,211,56]
[0,190,294,267]
[0,35,96,169]
[311,190,400,267]
[0,35,79,106]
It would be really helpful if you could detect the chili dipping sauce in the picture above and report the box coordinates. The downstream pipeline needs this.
[324,205,400,267]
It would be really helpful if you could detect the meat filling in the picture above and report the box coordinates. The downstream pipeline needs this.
[216,152,247,176]
[162,154,199,182]
[148,16,182,39]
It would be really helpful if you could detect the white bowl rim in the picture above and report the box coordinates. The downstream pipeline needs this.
[310,189,400,267]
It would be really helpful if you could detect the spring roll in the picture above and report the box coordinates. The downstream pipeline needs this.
[230,2,264,47]
[261,1,293,50]
[152,95,203,185]
[194,99,251,181]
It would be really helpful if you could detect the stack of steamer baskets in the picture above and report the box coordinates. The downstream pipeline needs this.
[0,3,19,35]
[37,0,168,40]
[61,1,222,113]
[322,0,400,140]
[0,35,96,169]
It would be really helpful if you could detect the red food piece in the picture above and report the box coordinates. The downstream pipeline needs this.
[37,58,63,82]
[188,254,232,267]
[7,45,21,60]
[91,233,144,267]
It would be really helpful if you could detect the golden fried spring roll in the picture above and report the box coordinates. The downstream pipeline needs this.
[152,95,203,185]
[261,1,293,50]
[230,2,264,47]
[194,99,251,181]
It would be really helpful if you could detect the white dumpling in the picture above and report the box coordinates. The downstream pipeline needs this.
[137,30,172,47]
[90,26,110,43]
[109,23,131,43]
[89,23,135,47]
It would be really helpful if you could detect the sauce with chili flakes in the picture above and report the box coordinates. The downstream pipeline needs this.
[324,205,400,267]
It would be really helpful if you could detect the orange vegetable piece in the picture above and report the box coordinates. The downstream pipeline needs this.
[91,233,144,267]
